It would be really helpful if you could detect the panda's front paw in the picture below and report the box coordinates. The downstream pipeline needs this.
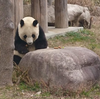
[19,49,29,54]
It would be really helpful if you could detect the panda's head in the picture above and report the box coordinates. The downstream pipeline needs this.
[18,17,39,45]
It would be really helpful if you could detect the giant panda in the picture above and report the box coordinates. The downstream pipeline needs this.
[14,17,48,65]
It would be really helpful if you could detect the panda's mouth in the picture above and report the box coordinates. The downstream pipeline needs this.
[26,37,33,45]
[27,42,33,45]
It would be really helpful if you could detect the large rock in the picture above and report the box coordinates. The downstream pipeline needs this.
[19,47,100,91]
[67,4,84,26]
[47,4,91,28]
[48,5,55,26]
[78,7,91,28]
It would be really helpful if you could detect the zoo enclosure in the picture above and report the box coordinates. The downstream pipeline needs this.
[11,0,68,33]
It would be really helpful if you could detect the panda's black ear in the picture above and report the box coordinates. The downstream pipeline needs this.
[20,19,24,27]
[33,20,38,27]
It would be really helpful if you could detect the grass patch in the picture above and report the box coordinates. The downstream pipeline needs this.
[48,29,100,56]
[65,30,94,42]
[42,92,51,97]
[79,84,100,99]
[19,82,41,92]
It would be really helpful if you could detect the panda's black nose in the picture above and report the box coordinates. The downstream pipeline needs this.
[28,42,33,45]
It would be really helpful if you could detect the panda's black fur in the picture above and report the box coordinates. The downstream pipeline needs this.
[14,17,48,65]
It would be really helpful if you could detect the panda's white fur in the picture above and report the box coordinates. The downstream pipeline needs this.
[14,50,24,58]
[18,17,39,45]
[14,17,37,59]
[14,45,35,59]
[14,17,48,65]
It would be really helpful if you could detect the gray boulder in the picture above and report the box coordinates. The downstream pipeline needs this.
[78,7,92,29]
[67,4,84,26]
[19,47,100,91]
[48,5,55,26]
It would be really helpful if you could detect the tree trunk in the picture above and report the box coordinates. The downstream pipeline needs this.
[48,0,52,6]
[31,0,48,33]
[13,0,23,33]
[0,0,14,86]
[10,0,23,36]
[55,0,68,28]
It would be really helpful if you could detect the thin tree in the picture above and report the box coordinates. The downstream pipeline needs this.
[0,0,14,86]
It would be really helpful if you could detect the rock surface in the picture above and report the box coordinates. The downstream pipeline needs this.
[19,47,100,91]
[48,5,55,26]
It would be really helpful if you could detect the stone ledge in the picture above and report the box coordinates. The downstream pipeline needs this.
[46,27,83,39]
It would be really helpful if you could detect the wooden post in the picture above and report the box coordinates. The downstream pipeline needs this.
[31,0,48,33]
[55,0,68,28]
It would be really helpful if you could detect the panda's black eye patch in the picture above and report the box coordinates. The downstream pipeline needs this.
[33,20,38,27]
[24,35,27,39]
[20,19,24,27]
[32,34,35,38]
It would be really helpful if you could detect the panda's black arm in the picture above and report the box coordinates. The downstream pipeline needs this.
[34,26,48,50]
[15,42,29,54]
[14,28,29,54]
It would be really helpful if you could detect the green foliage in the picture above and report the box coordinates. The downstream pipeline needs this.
[66,29,94,41]
[80,84,100,98]
[65,30,92,42]
[19,82,41,91]
[81,91,90,97]
[42,92,51,97]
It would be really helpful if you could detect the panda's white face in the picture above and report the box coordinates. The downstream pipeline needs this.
[18,17,39,45]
